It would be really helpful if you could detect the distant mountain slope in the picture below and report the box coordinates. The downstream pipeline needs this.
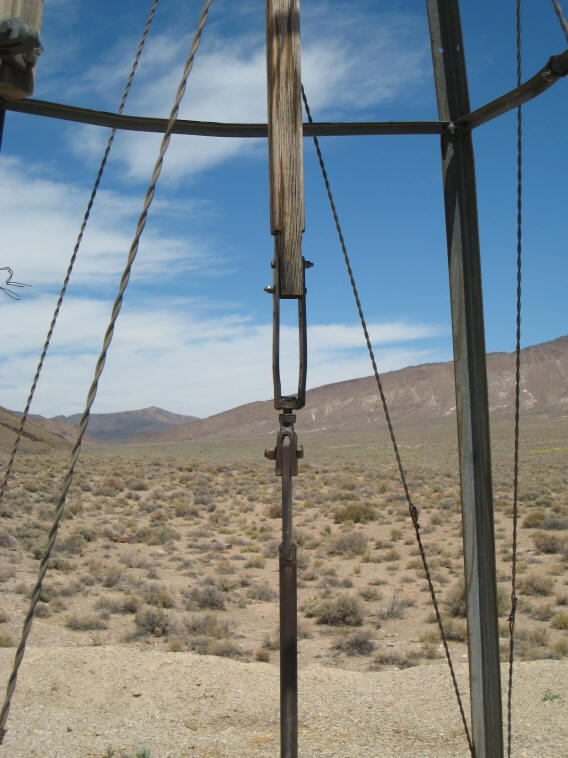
[28,415,99,445]
[54,406,198,443]
[0,407,71,453]
[124,336,568,443]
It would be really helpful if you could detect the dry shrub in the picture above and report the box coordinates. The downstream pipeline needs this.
[313,594,363,626]
[532,532,564,554]
[522,510,545,528]
[442,617,467,642]
[378,590,414,621]
[247,583,277,602]
[138,525,179,545]
[209,639,246,659]
[515,626,550,660]
[332,629,375,656]
[66,613,107,631]
[329,532,367,557]
[372,644,420,668]
[333,503,376,524]
[143,583,175,608]
[135,606,169,636]
[184,584,226,610]
[184,613,231,638]
[518,574,551,597]
[551,611,568,630]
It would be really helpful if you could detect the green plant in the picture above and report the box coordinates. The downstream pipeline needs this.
[542,690,561,702]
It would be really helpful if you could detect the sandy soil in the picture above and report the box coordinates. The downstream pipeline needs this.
[0,646,566,757]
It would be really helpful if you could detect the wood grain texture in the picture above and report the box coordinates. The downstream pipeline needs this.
[265,0,305,298]
[0,0,43,98]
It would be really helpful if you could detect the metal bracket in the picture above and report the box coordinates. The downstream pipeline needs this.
[0,17,42,71]
[265,413,304,476]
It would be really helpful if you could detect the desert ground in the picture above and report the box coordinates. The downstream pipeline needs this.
[0,416,566,756]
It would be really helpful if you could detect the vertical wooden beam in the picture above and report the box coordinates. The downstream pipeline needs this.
[265,0,305,298]
[0,0,43,99]
[425,2,504,757]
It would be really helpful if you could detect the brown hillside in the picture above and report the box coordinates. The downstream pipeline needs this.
[124,335,568,443]
[0,407,71,453]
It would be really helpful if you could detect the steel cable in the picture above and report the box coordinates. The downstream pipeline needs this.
[0,0,160,506]
[552,0,568,41]
[301,85,474,757]
[507,2,523,755]
[0,0,212,742]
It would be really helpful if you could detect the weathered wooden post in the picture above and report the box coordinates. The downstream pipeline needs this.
[426,1,504,756]
[265,0,305,300]
[265,2,305,757]
[0,0,43,100]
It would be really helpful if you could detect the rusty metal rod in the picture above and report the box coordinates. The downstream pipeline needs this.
[279,434,298,758]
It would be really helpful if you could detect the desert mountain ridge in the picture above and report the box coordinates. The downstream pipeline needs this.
[4,335,566,448]
[51,405,197,443]
[124,334,567,443]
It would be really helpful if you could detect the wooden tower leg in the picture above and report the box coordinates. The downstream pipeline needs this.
[426,2,504,757]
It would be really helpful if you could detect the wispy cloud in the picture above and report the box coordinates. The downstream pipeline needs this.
[59,2,429,182]
[1,285,447,417]
[0,157,219,289]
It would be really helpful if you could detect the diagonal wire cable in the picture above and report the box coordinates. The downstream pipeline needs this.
[0,0,160,506]
[551,0,568,41]
[0,0,213,743]
[507,2,523,755]
[301,85,474,757]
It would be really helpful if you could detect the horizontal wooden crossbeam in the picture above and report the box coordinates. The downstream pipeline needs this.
[1,48,566,137]
[457,48,568,129]
[0,98,446,136]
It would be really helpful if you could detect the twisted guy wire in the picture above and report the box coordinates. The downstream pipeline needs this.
[0,0,160,506]
[0,0,213,742]
[301,85,474,757]
[551,0,568,41]
[507,2,523,755]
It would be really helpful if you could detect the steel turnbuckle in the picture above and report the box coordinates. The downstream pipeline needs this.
[265,256,312,411]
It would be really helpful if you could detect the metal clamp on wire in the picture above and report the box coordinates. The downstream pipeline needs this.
[265,256,312,411]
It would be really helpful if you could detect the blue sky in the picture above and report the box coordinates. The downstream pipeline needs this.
[1,0,566,418]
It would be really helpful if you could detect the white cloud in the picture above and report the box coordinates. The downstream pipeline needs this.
[0,157,218,289]
[62,3,429,181]
[1,287,447,417]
